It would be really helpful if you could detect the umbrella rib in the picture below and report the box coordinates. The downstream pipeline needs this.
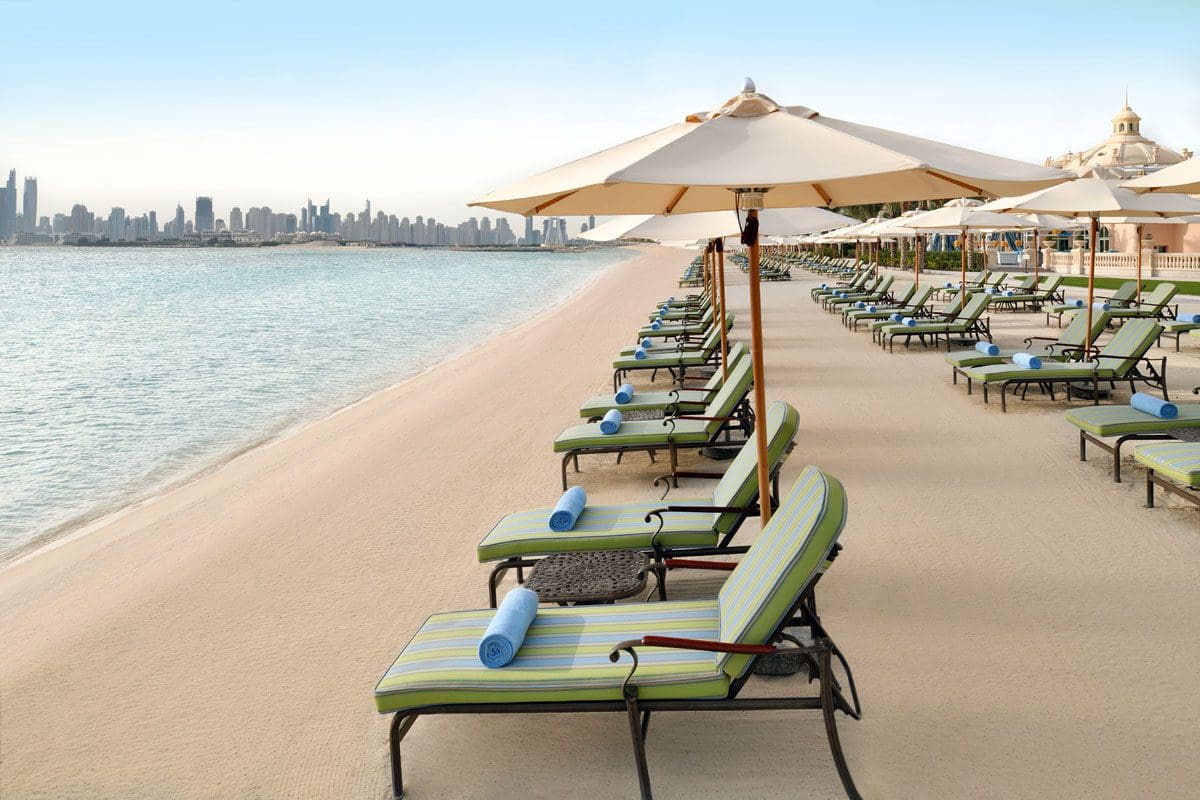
[532,190,580,215]
[664,186,689,215]
[925,170,985,197]
[811,183,832,206]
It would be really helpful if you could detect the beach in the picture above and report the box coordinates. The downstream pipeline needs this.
[1,245,1198,798]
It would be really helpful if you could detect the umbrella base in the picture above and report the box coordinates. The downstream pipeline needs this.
[1067,386,1112,401]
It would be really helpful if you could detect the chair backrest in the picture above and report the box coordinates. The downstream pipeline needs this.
[710,401,801,535]
[1039,275,1065,293]
[702,358,754,434]
[907,284,936,309]
[701,343,748,390]
[890,283,916,306]
[1107,281,1137,307]
[873,275,895,294]
[1011,275,1037,291]
[699,326,722,354]
[955,292,991,323]
[1095,318,1163,376]
[986,272,1008,287]
[716,466,848,678]
[1138,283,1178,311]
[1052,309,1110,353]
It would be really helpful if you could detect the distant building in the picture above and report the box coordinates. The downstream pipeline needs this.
[229,206,243,231]
[173,204,185,238]
[22,177,37,233]
[0,169,15,239]
[194,196,214,233]
[108,207,126,241]
[1045,97,1191,178]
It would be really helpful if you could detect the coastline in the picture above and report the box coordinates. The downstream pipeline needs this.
[1,246,638,571]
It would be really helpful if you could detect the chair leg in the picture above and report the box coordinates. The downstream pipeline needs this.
[623,689,654,800]
[1146,470,1156,508]
[819,649,863,800]
[389,712,418,799]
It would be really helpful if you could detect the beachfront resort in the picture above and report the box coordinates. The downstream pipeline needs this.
[2,4,1199,799]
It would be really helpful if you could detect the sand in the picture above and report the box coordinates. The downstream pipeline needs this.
[1,247,1197,800]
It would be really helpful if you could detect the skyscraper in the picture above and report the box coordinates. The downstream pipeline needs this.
[22,177,37,233]
[173,204,185,238]
[195,196,214,233]
[0,169,15,239]
[524,215,535,246]
[108,207,126,241]
[229,206,244,231]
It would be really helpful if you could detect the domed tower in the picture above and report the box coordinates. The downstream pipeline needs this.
[1110,102,1142,138]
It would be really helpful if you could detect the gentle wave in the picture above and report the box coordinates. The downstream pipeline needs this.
[0,245,632,556]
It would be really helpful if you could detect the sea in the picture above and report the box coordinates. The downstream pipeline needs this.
[0,245,633,558]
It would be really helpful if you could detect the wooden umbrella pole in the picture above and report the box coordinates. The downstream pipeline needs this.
[1033,229,1040,283]
[914,234,920,289]
[746,209,772,525]
[960,227,968,294]
[717,240,729,380]
[1135,224,1144,303]
[1085,216,1098,352]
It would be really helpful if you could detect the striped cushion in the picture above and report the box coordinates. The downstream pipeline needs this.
[578,390,708,419]
[374,600,729,713]
[959,361,1111,382]
[710,401,800,534]
[1065,405,1200,436]
[554,419,711,451]
[476,499,720,562]
[1134,443,1200,486]
[717,467,848,678]
[612,348,712,371]
[945,311,1106,369]
[1160,321,1200,334]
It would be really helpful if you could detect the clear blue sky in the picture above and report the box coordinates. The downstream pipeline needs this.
[2,0,1197,226]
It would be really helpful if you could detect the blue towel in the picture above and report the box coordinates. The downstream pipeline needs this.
[600,409,623,435]
[1067,299,1084,308]
[900,317,917,327]
[614,382,635,405]
[1131,392,1178,420]
[975,341,1000,356]
[1181,313,1200,324]
[1093,301,1110,311]
[641,337,653,349]
[1013,352,1042,369]
[478,587,539,668]
[890,312,903,323]
[650,320,661,331]
[658,306,668,317]
[943,281,954,289]
[1002,290,1015,297]
[867,305,877,313]
[549,486,587,531]
[855,301,866,308]
[985,287,997,295]
[633,346,648,360]
[819,282,827,289]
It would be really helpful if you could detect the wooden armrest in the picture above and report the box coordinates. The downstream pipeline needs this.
[663,558,738,571]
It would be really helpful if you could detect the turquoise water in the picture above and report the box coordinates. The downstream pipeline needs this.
[0,246,630,556]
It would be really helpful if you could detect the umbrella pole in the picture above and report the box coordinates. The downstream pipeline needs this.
[746,209,772,525]
[717,239,729,380]
[960,227,967,294]
[1085,216,1098,352]
[1033,229,1040,283]
[1135,224,1143,303]
[914,234,920,289]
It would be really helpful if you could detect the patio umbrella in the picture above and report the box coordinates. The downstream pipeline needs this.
[988,179,1200,352]
[471,79,1066,523]
[902,205,1041,295]
[1124,157,1200,194]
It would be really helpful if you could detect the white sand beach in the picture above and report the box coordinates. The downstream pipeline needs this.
[1,246,1198,799]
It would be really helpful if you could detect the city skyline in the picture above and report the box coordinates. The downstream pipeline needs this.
[2,1,1197,223]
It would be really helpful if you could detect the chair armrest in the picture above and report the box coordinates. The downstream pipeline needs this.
[663,558,737,571]
[610,637,776,659]
[643,504,752,522]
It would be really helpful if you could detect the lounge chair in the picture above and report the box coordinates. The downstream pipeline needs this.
[482,400,799,604]
[1134,442,1200,508]
[612,326,725,389]
[955,318,1166,412]
[811,269,871,302]
[629,312,732,347]
[1157,317,1200,351]
[945,308,1110,373]
[989,275,1066,312]
[580,343,748,419]
[374,466,863,800]
[1044,281,1136,328]
[559,358,754,488]
[650,297,711,323]
[1066,401,1200,482]
[878,292,992,352]
[1106,283,1179,322]
[842,284,930,330]
[868,292,964,343]
[823,275,894,312]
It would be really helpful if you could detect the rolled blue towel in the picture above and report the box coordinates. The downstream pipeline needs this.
[658,306,668,317]
[1181,312,1200,324]
[614,382,635,405]
[549,486,587,531]
[1067,299,1085,308]
[1002,290,1015,297]
[478,587,539,668]
[943,281,954,289]
[867,305,877,313]
[889,312,904,323]
[856,301,866,309]
[985,287,997,295]
[1093,301,1110,311]
[650,320,661,331]
[640,337,653,349]
[819,282,827,289]
[900,317,917,327]
[1130,392,1178,420]
[1012,352,1042,369]
[975,341,1000,356]
[633,346,648,360]
[600,409,623,435]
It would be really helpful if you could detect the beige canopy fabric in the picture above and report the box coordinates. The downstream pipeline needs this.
[902,205,1042,232]
[580,207,857,242]
[470,88,1067,216]
[1124,157,1200,194]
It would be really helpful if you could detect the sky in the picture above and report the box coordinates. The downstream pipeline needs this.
[2,0,1198,229]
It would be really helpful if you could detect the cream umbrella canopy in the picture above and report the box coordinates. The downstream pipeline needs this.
[902,205,1041,295]
[1125,157,1200,194]
[471,80,1067,525]
[988,179,1200,352]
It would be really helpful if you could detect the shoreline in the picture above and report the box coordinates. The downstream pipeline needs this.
[1,246,639,572]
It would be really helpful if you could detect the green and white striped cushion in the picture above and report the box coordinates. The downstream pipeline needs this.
[554,419,711,451]
[1065,405,1200,436]
[1160,320,1200,334]
[710,401,799,534]
[1134,442,1200,486]
[374,600,729,713]
[945,310,1106,369]
[593,343,747,414]
[717,467,848,678]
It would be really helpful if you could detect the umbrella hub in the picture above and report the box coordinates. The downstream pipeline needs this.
[686,81,808,122]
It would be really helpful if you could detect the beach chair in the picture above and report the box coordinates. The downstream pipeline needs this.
[560,358,754,488]
[1157,318,1200,351]
[868,292,964,343]
[841,283,925,329]
[1044,281,1136,328]
[1106,283,1179,322]
[1066,401,1200,482]
[823,275,894,312]
[1134,442,1200,509]
[990,275,1065,312]
[878,292,992,352]
[650,297,711,323]
[811,269,870,301]
[945,309,1110,373]
[581,343,748,419]
[482,400,799,604]
[631,312,732,347]
[374,466,863,800]
[955,319,1166,412]
[612,326,725,389]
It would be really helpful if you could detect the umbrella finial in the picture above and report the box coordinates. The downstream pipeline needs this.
[742,77,756,94]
